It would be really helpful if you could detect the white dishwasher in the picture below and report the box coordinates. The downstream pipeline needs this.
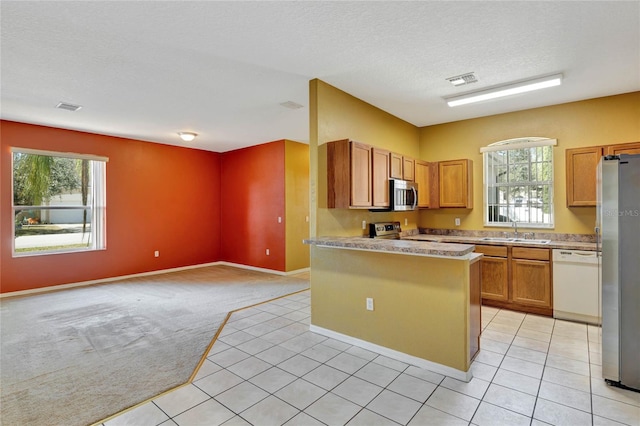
[552,249,600,324]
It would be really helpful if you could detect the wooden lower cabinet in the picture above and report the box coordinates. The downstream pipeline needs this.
[476,245,508,301]
[511,259,551,308]
[476,244,552,316]
[480,257,509,301]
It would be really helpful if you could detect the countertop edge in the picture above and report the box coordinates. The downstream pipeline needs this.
[403,234,597,251]
[304,237,475,258]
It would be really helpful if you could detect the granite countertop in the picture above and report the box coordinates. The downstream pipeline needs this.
[403,233,597,251]
[304,236,476,258]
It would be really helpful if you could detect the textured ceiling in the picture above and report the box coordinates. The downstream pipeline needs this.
[1,1,639,152]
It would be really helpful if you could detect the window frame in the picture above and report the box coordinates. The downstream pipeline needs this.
[11,147,108,257]
[482,137,556,229]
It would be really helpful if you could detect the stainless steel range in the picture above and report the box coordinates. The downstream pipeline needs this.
[369,222,401,239]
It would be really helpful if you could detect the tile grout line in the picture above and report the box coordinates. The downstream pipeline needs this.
[109,293,637,426]
[100,289,311,426]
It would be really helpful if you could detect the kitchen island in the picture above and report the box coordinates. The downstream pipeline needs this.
[304,237,482,381]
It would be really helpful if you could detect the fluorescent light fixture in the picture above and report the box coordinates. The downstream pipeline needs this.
[178,132,197,142]
[445,73,563,107]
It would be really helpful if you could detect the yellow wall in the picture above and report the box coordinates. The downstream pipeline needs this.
[311,247,474,372]
[285,140,310,271]
[419,92,640,234]
[309,80,639,236]
[309,79,421,237]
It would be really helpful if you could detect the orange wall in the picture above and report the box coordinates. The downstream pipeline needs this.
[220,140,286,271]
[1,120,221,293]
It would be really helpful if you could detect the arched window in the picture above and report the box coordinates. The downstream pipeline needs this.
[481,137,556,228]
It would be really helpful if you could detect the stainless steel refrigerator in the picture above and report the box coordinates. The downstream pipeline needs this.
[597,153,640,392]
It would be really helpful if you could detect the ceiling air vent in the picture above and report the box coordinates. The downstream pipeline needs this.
[446,73,477,87]
[279,101,304,109]
[56,102,82,112]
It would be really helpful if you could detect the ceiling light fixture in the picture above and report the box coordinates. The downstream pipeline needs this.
[279,101,304,109]
[178,132,197,142]
[445,73,563,107]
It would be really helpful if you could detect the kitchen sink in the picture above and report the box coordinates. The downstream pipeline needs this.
[481,237,551,244]
[512,238,551,244]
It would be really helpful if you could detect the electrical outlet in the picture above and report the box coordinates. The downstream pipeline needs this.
[278,216,282,223]
[266,249,270,256]
[362,220,367,230]
[455,217,461,226]
[366,298,374,311]
[305,215,309,223]
[154,250,159,257]
[404,218,408,226]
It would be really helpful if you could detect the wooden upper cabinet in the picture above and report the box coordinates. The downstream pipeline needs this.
[567,142,640,207]
[350,142,373,207]
[605,141,640,156]
[372,148,391,208]
[566,146,603,207]
[390,152,403,179]
[402,157,416,182]
[439,159,473,208]
[403,157,415,181]
[327,139,372,208]
[390,153,415,181]
[415,160,439,209]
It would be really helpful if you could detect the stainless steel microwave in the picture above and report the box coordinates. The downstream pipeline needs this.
[390,179,418,211]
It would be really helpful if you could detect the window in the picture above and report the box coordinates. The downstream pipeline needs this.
[12,148,107,256]
[482,137,556,228]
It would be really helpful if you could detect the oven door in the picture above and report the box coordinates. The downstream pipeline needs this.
[391,179,418,211]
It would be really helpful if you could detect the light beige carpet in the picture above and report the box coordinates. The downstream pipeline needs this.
[0,265,309,426]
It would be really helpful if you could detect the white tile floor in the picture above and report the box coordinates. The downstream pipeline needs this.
[103,290,640,426]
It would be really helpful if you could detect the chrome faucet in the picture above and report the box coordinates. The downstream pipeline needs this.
[512,221,519,239]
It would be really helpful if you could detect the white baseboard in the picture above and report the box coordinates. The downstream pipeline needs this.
[309,324,473,382]
[1,262,309,299]
[553,310,601,326]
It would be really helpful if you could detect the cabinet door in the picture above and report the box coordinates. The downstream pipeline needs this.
[511,259,551,308]
[605,141,640,156]
[327,139,350,209]
[351,142,372,207]
[480,256,509,301]
[415,160,439,208]
[439,159,473,208]
[372,148,390,208]
[390,152,403,179]
[403,157,415,181]
[566,146,603,207]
